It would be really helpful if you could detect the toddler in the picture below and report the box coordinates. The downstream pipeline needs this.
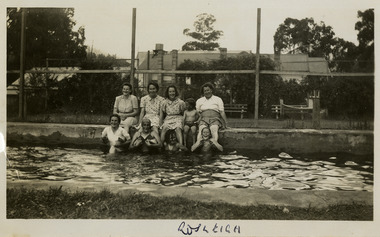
[183,98,200,147]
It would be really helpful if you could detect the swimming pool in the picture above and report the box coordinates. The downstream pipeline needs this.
[6,146,373,192]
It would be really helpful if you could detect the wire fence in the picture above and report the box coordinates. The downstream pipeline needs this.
[7,68,374,129]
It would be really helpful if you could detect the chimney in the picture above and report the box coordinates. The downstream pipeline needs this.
[171,50,178,70]
[155,43,164,70]
[154,44,164,87]
[219,48,227,59]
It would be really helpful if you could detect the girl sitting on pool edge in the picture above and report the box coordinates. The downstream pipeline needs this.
[191,126,223,153]
[101,114,131,154]
[129,118,162,153]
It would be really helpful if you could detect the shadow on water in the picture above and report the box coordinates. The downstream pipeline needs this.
[6,145,373,191]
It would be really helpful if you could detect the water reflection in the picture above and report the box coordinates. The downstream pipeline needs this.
[6,146,373,191]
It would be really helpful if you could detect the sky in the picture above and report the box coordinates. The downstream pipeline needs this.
[68,0,374,59]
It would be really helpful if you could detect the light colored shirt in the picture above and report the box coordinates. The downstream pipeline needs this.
[196,95,224,113]
[101,126,130,145]
[113,95,138,114]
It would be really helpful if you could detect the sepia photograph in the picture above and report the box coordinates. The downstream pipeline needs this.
[1,0,378,236]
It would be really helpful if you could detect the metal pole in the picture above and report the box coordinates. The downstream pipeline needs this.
[18,8,26,120]
[45,58,49,111]
[130,8,136,91]
[254,8,261,127]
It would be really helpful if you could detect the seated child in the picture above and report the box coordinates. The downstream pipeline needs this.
[191,127,223,153]
[129,118,162,153]
[164,131,188,152]
[183,98,200,147]
[101,114,131,154]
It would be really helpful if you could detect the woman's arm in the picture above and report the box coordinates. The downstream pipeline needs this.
[159,104,165,127]
[113,97,119,114]
[129,132,141,149]
[183,111,187,125]
[137,107,145,126]
[191,140,202,152]
[147,132,162,148]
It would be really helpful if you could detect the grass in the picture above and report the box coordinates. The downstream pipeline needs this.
[7,187,373,220]
[7,113,373,130]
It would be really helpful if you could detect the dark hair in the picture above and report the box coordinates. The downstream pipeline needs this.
[122,82,133,90]
[109,114,121,123]
[165,85,179,98]
[200,82,214,95]
[185,98,196,110]
[147,82,159,91]
[165,130,177,143]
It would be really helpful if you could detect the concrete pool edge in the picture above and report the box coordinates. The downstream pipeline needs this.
[6,122,374,155]
[7,180,373,209]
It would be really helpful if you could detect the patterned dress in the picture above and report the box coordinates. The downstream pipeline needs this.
[162,98,186,130]
[140,94,165,127]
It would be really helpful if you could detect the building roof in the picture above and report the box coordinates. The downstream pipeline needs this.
[137,50,252,70]
[137,49,329,76]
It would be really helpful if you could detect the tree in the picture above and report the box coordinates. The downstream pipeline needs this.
[7,8,87,86]
[273,18,336,57]
[182,13,223,51]
[354,9,374,72]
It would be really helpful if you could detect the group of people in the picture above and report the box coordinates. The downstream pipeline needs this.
[101,81,228,155]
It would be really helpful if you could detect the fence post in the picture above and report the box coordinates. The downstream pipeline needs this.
[253,8,261,127]
[312,90,321,129]
[18,8,26,120]
[130,8,137,91]
[279,98,284,118]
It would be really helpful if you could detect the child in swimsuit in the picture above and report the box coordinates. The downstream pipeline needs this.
[101,114,131,154]
[191,127,223,153]
[130,118,162,153]
[164,131,188,153]
[183,98,200,147]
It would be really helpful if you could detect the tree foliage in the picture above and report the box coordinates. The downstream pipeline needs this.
[56,54,126,114]
[182,13,223,51]
[7,8,87,85]
[354,8,374,72]
[273,18,336,57]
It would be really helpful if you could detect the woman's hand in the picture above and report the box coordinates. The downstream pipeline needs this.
[120,114,128,120]
[118,136,126,143]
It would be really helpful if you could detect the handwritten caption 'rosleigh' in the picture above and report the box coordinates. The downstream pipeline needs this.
[178,221,241,235]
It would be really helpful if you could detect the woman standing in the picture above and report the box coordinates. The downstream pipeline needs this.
[138,82,165,136]
[160,85,186,145]
[196,82,228,148]
[113,83,139,134]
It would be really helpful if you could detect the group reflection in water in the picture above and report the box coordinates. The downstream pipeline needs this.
[102,81,228,156]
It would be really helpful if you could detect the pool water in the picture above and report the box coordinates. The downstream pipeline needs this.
[6,146,373,191]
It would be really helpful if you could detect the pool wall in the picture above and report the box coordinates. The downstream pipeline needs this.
[6,122,373,155]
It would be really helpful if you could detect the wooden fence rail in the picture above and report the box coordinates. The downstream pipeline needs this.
[7,69,374,77]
